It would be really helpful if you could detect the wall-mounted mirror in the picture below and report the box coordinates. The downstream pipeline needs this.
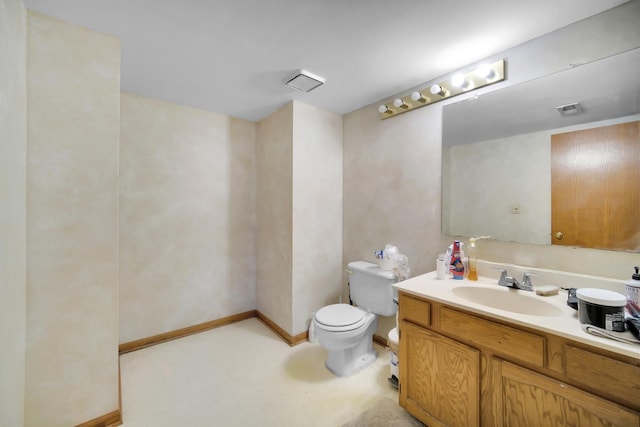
[442,48,640,252]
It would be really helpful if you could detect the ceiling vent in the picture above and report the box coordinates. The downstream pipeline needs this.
[284,69,325,92]
[555,102,583,116]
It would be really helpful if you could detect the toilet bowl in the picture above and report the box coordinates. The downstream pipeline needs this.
[313,304,378,376]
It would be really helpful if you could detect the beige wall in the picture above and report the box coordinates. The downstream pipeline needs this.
[0,0,26,426]
[119,93,257,343]
[344,1,640,338]
[344,101,447,335]
[256,102,294,333]
[292,102,343,335]
[257,101,343,336]
[26,12,120,426]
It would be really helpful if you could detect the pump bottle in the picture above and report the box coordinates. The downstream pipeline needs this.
[467,238,478,281]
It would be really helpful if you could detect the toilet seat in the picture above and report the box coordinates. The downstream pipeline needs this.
[314,304,367,332]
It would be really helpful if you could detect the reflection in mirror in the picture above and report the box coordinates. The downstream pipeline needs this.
[442,48,640,252]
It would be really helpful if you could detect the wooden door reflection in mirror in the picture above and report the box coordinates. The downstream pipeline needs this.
[551,121,640,251]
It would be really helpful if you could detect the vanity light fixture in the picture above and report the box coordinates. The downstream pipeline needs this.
[378,59,506,120]
[411,91,429,103]
[393,98,409,109]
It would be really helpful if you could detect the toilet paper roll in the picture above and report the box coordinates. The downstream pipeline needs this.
[436,258,447,280]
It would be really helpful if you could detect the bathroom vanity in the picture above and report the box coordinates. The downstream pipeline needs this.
[394,270,640,427]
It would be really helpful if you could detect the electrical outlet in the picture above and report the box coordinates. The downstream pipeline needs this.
[509,205,521,214]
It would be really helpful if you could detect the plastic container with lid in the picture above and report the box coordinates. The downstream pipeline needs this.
[576,288,626,332]
[625,266,640,316]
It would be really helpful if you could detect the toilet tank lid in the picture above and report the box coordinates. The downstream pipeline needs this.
[347,261,397,280]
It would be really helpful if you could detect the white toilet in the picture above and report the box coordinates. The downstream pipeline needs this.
[313,261,398,376]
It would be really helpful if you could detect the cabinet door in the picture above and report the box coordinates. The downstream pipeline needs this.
[493,358,640,427]
[400,320,480,427]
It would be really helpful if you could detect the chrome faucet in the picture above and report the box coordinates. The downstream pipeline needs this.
[497,269,536,291]
[520,273,539,292]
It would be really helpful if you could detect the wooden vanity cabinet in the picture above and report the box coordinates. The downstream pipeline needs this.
[398,291,640,427]
[402,321,480,426]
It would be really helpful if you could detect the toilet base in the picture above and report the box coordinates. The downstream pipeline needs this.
[324,334,377,377]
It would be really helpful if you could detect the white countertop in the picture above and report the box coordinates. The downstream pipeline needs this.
[394,271,640,360]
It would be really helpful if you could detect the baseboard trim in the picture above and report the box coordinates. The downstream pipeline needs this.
[81,311,382,426]
[75,409,121,427]
[80,310,307,427]
[373,334,388,348]
[75,354,123,426]
[118,310,257,354]
[255,311,308,346]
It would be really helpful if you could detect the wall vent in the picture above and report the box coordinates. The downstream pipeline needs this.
[555,102,583,116]
[284,69,325,92]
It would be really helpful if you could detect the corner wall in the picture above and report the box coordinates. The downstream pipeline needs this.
[292,102,343,335]
[256,103,294,333]
[119,93,257,343]
[26,12,120,426]
[0,0,26,425]
[257,101,344,337]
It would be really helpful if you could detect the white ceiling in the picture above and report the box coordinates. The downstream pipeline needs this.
[24,0,628,122]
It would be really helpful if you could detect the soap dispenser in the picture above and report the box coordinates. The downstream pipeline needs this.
[467,238,478,281]
[466,236,491,281]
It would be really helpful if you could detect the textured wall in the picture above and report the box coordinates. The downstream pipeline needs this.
[343,103,448,337]
[291,102,343,335]
[0,0,26,426]
[256,102,294,333]
[26,12,120,426]
[344,1,640,340]
[256,101,343,336]
[119,93,257,343]
[445,131,551,245]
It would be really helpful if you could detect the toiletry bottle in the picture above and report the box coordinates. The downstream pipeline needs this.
[444,243,454,276]
[467,238,478,281]
[450,240,465,280]
[626,266,640,317]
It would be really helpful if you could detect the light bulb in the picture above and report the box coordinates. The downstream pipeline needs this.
[378,104,391,114]
[393,98,409,109]
[476,64,495,79]
[451,74,468,88]
[430,84,446,96]
[411,91,428,103]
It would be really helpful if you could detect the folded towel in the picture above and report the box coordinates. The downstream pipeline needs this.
[581,324,640,346]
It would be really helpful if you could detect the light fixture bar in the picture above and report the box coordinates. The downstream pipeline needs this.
[378,59,505,119]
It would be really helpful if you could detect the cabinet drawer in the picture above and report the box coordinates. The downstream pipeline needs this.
[399,293,430,328]
[565,344,640,411]
[440,307,545,368]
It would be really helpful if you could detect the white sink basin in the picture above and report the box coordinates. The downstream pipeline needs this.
[452,286,564,317]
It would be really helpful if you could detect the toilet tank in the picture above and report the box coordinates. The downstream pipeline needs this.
[347,261,398,316]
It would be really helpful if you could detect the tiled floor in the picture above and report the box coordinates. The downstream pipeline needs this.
[120,318,401,426]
